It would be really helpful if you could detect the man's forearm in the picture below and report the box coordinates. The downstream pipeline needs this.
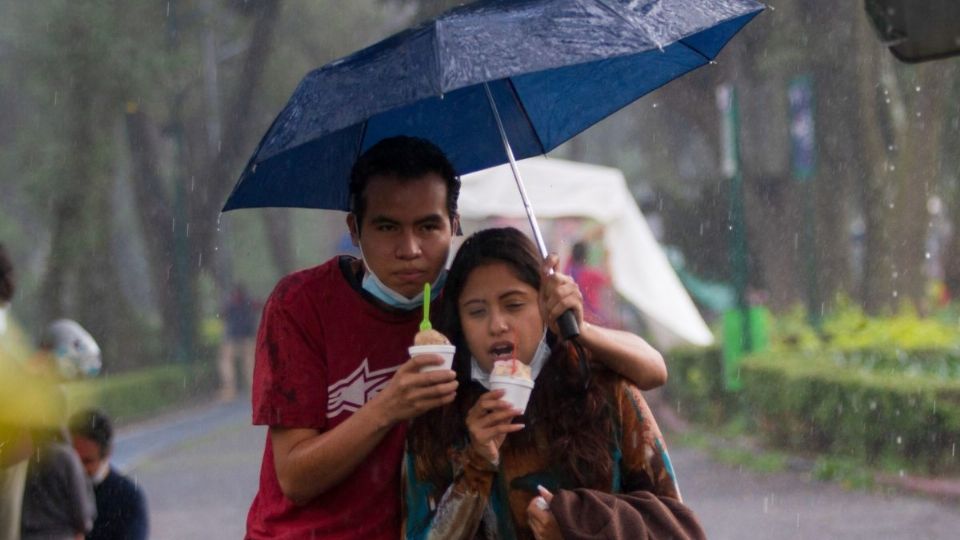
[578,322,667,390]
[272,398,394,504]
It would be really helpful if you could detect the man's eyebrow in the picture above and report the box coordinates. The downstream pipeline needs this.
[369,215,399,225]
[414,214,445,225]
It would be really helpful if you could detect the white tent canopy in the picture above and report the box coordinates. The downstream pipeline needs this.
[459,157,713,349]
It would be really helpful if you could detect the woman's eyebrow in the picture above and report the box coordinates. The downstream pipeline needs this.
[499,289,531,301]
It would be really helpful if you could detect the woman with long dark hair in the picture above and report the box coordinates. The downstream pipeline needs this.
[404,228,703,540]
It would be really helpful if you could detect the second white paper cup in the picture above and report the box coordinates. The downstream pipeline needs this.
[489,375,535,413]
[408,344,456,372]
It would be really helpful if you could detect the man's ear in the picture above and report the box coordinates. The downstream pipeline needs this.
[346,214,360,246]
[451,214,462,236]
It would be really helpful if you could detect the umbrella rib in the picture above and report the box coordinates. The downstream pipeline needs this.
[506,78,547,155]
[678,38,711,64]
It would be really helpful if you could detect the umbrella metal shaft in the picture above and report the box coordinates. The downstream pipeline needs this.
[482,83,550,261]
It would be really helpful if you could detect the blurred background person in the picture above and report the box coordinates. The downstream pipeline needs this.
[29,320,102,381]
[69,409,148,540]
[217,284,258,402]
[21,319,102,540]
[565,239,617,328]
[21,422,96,540]
[0,241,31,540]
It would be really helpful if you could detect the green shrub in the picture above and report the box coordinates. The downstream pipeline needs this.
[741,352,960,474]
[664,346,737,424]
[63,363,216,425]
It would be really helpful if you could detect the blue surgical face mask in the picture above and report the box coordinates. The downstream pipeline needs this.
[358,245,445,310]
[471,329,551,389]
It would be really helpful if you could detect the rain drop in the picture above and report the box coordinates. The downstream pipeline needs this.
[896,436,902,445]
[925,252,931,259]
[915,85,921,92]
[652,103,658,108]
[893,290,899,298]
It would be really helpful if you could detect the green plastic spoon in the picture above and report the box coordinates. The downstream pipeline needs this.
[419,282,431,331]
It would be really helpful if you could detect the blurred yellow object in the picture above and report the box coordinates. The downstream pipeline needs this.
[0,315,63,428]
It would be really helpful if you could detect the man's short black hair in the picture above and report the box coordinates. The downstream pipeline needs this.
[348,136,460,232]
[571,241,589,264]
[0,243,13,303]
[69,408,113,456]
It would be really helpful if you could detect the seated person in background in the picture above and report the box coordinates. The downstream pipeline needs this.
[69,409,148,540]
[21,424,96,540]
[404,228,704,540]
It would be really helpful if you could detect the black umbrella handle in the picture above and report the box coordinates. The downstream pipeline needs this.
[557,309,580,340]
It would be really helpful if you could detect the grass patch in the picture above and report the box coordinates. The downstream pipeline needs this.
[811,456,876,490]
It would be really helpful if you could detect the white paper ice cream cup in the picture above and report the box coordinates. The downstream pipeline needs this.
[409,344,456,372]
[489,375,535,413]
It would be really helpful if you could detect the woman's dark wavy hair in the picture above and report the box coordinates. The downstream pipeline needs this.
[407,227,614,497]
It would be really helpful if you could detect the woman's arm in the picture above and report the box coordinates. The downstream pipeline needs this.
[539,255,667,390]
[578,322,666,390]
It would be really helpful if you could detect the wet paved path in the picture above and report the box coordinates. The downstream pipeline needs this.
[118,400,960,539]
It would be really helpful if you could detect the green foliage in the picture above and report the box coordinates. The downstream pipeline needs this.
[667,302,960,477]
[663,346,733,424]
[713,446,788,474]
[768,306,823,353]
[821,299,960,352]
[741,352,960,475]
[811,456,876,490]
[63,363,216,425]
[767,300,960,378]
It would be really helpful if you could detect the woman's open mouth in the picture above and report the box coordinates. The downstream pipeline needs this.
[489,342,515,361]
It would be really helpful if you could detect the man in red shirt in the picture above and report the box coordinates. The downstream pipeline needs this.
[246,137,667,539]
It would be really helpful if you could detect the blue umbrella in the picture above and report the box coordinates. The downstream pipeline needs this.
[224,0,761,311]
[224,0,763,212]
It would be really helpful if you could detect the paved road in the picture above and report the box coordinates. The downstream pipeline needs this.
[118,400,960,539]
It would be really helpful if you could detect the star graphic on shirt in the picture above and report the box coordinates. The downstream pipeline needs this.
[326,358,398,419]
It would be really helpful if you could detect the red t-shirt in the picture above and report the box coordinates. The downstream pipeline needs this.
[567,263,612,326]
[246,257,425,540]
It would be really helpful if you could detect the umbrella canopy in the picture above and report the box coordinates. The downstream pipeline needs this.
[223,0,763,211]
